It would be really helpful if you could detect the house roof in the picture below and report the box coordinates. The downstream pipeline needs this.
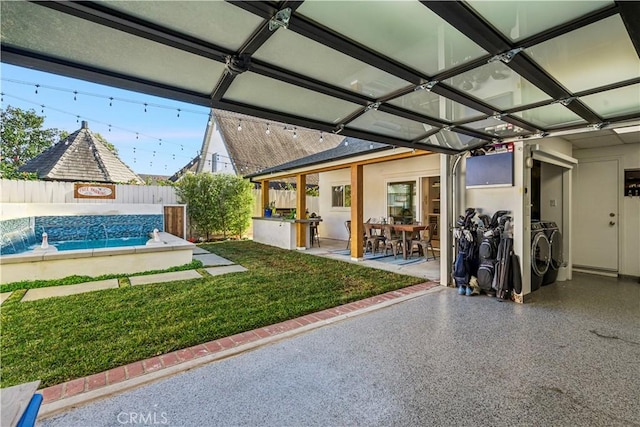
[170,110,345,185]
[247,137,390,180]
[19,121,143,184]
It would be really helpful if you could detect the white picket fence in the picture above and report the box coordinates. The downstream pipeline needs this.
[0,179,318,217]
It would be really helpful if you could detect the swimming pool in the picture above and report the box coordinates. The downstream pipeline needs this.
[33,237,149,251]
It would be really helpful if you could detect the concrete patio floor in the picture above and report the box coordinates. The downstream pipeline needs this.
[39,273,639,426]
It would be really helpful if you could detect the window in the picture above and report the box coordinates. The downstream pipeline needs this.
[332,185,351,207]
[387,181,416,224]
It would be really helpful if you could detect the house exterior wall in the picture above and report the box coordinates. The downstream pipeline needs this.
[318,154,441,240]
[572,144,640,277]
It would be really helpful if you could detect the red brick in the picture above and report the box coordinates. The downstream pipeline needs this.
[190,344,209,358]
[294,316,312,326]
[254,328,271,338]
[176,348,195,361]
[125,362,144,379]
[302,314,321,324]
[87,373,107,391]
[107,366,127,385]
[217,337,235,349]
[229,333,247,345]
[314,311,334,320]
[204,341,223,353]
[63,378,86,398]
[143,357,163,373]
[40,384,63,403]
[240,331,260,342]
[160,352,180,367]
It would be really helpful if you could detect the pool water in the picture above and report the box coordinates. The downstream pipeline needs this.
[31,237,149,251]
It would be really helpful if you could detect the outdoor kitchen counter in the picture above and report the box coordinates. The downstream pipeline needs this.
[251,217,322,250]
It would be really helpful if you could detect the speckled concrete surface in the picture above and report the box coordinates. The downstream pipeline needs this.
[40,273,639,426]
[0,291,12,305]
[193,253,235,267]
[203,265,248,276]
[129,270,202,286]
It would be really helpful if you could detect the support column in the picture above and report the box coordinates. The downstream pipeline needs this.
[350,164,364,259]
[261,180,270,214]
[296,174,307,249]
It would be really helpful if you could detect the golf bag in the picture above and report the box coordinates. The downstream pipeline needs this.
[477,211,509,292]
[453,208,480,288]
[492,219,514,300]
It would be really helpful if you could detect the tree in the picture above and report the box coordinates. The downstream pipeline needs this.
[175,172,253,239]
[0,106,63,179]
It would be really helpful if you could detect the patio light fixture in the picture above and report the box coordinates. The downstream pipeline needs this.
[488,48,523,64]
[269,8,291,31]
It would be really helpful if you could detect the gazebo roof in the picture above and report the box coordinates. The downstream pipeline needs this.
[19,121,142,184]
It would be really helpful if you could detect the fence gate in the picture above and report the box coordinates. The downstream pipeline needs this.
[164,205,185,238]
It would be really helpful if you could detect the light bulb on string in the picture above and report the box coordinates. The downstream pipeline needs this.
[76,115,80,123]
[158,139,162,146]
[109,97,113,107]
[181,145,184,151]
[319,132,324,143]
[144,103,148,113]
[136,133,139,139]
[108,124,112,132]
[266,123,270,135]
[237,120,242,131]
[150,161,153,167]
[73,91,77,101]
[41,105,45,114]
[35,84,39,95]
[293,128,297,139]
[153,151,156,157]
[177,109,181,118]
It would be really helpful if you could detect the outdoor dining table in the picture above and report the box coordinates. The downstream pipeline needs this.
[369,223,428,259]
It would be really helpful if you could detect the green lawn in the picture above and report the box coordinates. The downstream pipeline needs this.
[0,241,423,388]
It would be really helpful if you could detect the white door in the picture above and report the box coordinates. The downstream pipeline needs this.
[573,159,618,271]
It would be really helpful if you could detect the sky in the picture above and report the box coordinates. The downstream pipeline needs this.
[1,63,211,176]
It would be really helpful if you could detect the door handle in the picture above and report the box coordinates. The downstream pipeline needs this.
[609,221,616,226]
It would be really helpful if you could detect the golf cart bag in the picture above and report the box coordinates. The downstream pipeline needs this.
[453,208,479,288]
[492,218,514,300]
[477,211,509,292]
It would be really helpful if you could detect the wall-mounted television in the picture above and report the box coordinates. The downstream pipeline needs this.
[466,152,514,188]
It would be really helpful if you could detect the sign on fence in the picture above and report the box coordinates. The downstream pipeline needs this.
[73,183,116,199]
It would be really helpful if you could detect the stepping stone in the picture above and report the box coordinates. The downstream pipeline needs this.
[129,270,202,286]
[0,292,13,305]
[192,247,210,255]
[22,279,119,302]
[193,253,234,267]
[204,265,248,276]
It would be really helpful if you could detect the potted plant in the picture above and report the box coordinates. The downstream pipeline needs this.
[264,201,275,217]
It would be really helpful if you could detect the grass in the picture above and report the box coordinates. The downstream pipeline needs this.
[0,241,424,388]
[0,260,204,292]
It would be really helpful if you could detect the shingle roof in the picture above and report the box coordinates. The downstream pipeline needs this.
[170,110,345,185]
[19,121,142,184]
[246,137,390,179]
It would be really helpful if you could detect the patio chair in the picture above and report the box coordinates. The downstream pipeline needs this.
[364,223,385,254]
[409,224,437,261]
[310,221,320,247]
[381,224,403,258]
[345,220,367,250]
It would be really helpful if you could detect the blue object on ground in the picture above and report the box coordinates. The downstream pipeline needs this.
[17,393,43,427]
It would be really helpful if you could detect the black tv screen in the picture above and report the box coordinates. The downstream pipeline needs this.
[466,152,514,187]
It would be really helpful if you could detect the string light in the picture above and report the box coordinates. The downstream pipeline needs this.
[158,139,162,146]
[144,103,147,113]
[293,127,297,139]
[266,123,270,135]
[109,97,113,107]
[319,132,323,143]
[108,124,112,132]
[237,119,242,131]
[73,91,77,101]
[41,104,45,114]
[35,84,39,94]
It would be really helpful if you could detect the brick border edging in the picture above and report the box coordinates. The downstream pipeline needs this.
[39,282,439,412]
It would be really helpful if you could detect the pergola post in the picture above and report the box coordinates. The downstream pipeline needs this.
[296,174,307,249]
[350,164,364,259]
[261,180,270,214]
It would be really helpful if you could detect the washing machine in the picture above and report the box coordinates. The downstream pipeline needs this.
[542,221,563,286]
[531,221,550,292]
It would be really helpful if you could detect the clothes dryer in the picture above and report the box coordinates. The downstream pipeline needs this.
[542,221,562,285]
[531,221,550,292]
